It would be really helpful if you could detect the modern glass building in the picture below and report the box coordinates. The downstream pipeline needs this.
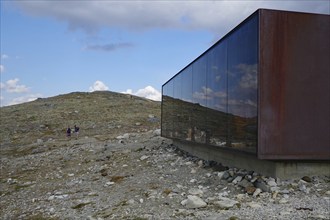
[161,9,330,161]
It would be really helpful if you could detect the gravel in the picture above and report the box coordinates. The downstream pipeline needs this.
[1,130,329,220]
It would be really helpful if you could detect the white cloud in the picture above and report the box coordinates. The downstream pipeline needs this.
[193,86,211,101]
[123,89,133,94]
[193,86,227,101]
[15,1,329,36]
[1,54,9,59]
[1,55,9,74]
[89,80,109,92]
[7,94,42,106]
[237,64,258,90]
[123,86,161,101]
[214,91,227,98]
[84,42,134,52]
[1,78,30,93]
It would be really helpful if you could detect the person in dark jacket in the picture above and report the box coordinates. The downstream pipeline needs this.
[74,125,79,138]
[66,127,71,137]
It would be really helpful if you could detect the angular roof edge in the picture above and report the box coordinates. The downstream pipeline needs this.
[162,8,260,87]
[162,8,329,88]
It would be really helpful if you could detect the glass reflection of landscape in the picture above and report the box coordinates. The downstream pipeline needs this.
[162,12,258,153]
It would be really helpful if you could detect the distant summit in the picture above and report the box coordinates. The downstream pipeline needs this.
[0,91,161,154]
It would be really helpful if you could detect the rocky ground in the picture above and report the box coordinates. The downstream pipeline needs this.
[0,92,329,219]
[1,129,329,220]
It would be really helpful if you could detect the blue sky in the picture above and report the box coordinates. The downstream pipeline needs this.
[1,1,329,106]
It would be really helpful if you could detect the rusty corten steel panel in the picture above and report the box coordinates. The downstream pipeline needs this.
[258,9,330,159]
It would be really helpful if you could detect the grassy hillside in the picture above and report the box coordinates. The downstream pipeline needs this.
[0,91,161,156]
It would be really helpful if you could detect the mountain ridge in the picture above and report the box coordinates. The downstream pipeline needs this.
[0,91,161,156]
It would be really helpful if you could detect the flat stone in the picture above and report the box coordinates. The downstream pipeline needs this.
[239,179,254,188]
[236,194,246,201]
[189,179,197,183]
[116,133,130,139]
[255,180,270,192]
[247,202,262,208]
[267,179,277,187]
[214,197,238,209]
[105,181,115,186]
[253,188,262,197]
[153,129,161,136]
[232,176,243,184]
[140,155,149,161]
[279,198,288,204]
[280,211,291,216]
[313,215,328,219]
[204,214,233,220]
[127,199,135,205]
[181,195,207,209]
[221,171,230,180]
[301,176,312,183]
[188,188,203,195]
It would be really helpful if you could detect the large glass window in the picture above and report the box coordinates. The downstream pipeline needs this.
[206,41,228,146]
[227,14,258,151]
[192,56,207,143]
[172,74,184,139]
[181,67,193,141]
[162,80,174,138]
[161,12,258,153]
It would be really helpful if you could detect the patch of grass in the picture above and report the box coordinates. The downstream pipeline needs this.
[14,184,31,191]
[135,147,145,152]
[0,190,12,197]
[116,200,128,207]
[148,183,159,190]
[26,213,60,220]
[71,201,92,209]
[110,176,125,183]
[123,217,148,220]
[163,188,172,196]
[43,130,55,136]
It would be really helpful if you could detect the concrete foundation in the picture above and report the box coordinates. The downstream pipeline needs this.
[174,140,330,179]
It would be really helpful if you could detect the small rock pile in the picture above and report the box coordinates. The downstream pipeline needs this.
[0,130,329,219]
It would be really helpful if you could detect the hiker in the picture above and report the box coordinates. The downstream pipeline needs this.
[66,127,71,137]
[74,125,80,138]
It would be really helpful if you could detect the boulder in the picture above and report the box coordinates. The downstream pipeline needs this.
[181,195,207,209]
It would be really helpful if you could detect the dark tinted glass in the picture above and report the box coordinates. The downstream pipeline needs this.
[162,13,258,153]
[173,74,184,139]
[192,56,207,143]
[227,14,258,152]
[162,80,174,137]
[206,41,228,146]
[181,67,193,141]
